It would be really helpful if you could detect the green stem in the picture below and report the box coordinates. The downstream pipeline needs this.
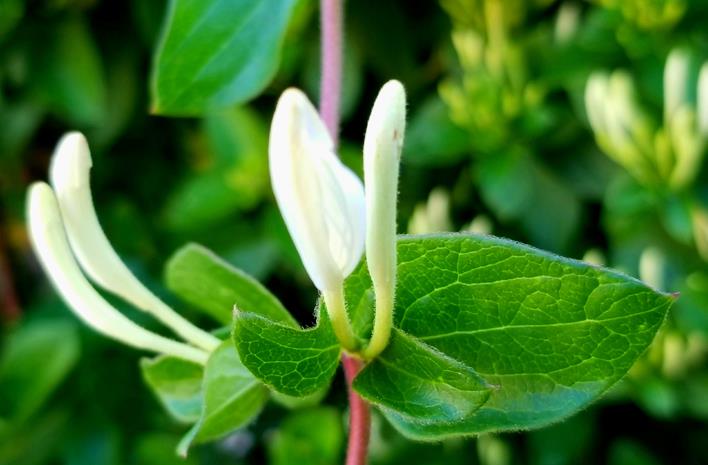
[323,284,359,352]
[362,285,393,359]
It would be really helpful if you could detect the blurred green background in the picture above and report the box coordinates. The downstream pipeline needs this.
[1,0,708,464]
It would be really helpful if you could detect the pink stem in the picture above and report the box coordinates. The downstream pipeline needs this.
[318,1,370,463]
[319,0,343,146]
[342,355,371,465]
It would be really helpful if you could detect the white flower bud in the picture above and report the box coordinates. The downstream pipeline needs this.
[269,89,366,293]
[49,132,218,351]
[27,182,208,364]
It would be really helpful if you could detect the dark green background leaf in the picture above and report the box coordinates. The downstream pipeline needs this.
[266,407,344,465]
[151,0,298,115]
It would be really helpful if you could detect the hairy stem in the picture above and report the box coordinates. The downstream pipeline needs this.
[342,355,371,465]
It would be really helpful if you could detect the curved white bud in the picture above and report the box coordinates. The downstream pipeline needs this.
[49,132,219,351]
[269,89,365,292]
[27,183,208,365]
[664,48,691,122]
[699,62,708,137]
[362,80,406,359]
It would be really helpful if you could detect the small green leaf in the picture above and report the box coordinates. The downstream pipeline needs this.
[178,341,268,455]
[165,243,296,326]
[0,319,79,423]
[345,234,673,438]
[233,310,341,397]
[266,407,344,465]
[140,356,203,424]
[353,328,492,423]
[151,0,297,115]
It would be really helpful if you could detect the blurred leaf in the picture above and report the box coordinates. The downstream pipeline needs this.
[140,355,203,424]
[232,310,340,397]
[166,242,296,326]
[151,0,298,115]
[353,329,492,423]
[403,96,470,167]
[0,319,79,424]
[29,15,106,126]
[344,234,673,438]
[134,433,199,465]
[608,439,662,465]
[163,106,269,232]
[267,407,344,465]
[478,152,580,252]
[0,0,23,39]
[177,340,268,455]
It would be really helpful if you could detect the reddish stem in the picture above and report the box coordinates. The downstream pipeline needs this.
[319,0,343,146]
[0,231,21,323]
[342,355,370,465]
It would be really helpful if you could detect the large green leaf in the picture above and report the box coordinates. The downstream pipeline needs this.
[347,234,673,439]
[353,328,492,423]
[232,310,341,397]
[178,341,268,455]
[140,356,203,424]
[151,0,297,115]
[165,243,296,326]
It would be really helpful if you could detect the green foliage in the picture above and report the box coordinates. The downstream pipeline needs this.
[348,234,672,438]
[266,407,344,465]
[141,356,203,423]
[0,320,79,425]
[166,242,296,326]
[151,0,298,115]
[233,310,341,397]
[178,341,269,455]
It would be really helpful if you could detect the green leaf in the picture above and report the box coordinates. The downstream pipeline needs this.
[346,234,673,438]
[165,243,296,326]
[353,328,492,423]
[178,341,268,455]
[403,96,470,167]
[232,310,341,397]
[0,319,79,423]
[29,16,106,126]
[266,407,344,465]
[151,0,297,115]
[140,356,203,424]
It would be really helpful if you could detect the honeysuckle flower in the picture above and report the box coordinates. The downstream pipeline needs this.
[269,80,406,356]
[269,88,366,294]
[47,133,219,352]
[27,182,208,365]
[362,80,406,358]
[699,63,708,136]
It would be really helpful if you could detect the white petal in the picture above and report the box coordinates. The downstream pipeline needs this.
[269,89,365,291]
[49,132,219,351]
[699,62,708,137]
[26,183,208,364]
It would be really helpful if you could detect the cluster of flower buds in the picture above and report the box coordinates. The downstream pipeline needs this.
[585,48,708,191]
[269,80,406,358]
[29,80,407,362]
[28,134,220,364]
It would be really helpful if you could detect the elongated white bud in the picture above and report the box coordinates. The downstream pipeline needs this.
[48,133,219,351]
[699,62,708,137]
[364,80,405,294]
[269,89,366,293]
[362,80,406,359]
[27,183,208,365]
